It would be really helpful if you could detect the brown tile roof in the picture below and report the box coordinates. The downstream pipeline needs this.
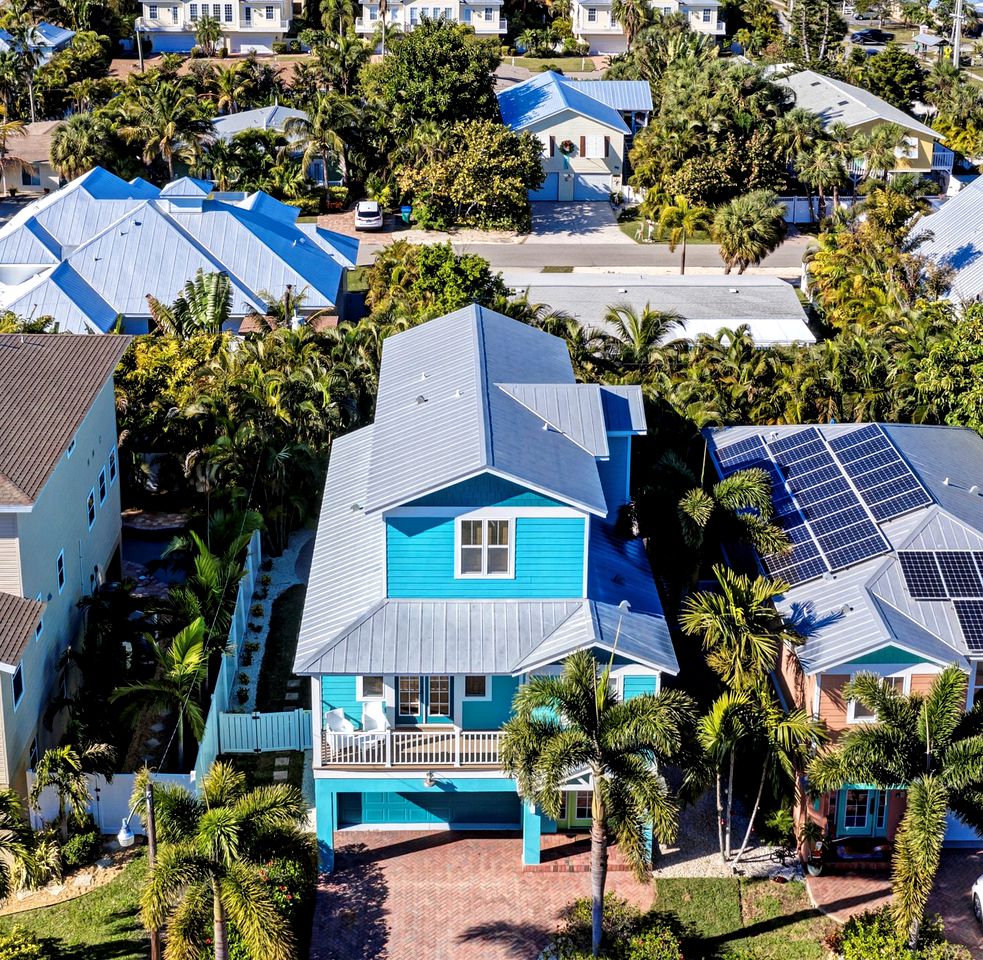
[16,121,61,164]
[0,592,43,668]
[0,334,131,506]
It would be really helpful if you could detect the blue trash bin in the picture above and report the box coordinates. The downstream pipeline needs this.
[400,205,412,225]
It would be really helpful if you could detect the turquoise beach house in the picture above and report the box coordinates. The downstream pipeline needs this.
[294,304,679,870]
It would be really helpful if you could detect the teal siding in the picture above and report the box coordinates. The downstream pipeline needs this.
[848,645,929,666]
[597,436,630,517]
[461,675,521,729]
[338,791,521,826]
[623,675,659,699]
[387,516,585,598]
[321,676,361,729]
[409,475,564,508]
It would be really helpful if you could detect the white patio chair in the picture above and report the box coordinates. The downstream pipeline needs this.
[323,707,355,761]
[359,700,391,762]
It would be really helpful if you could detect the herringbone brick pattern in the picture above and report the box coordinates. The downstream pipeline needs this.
[309,831,654,960]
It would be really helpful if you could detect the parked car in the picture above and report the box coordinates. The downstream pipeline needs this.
[973,873,983,928]
[354,200,383,231]
[850,27,895,42]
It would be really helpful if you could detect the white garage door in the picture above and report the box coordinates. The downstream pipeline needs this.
[573,174,611,201]
[529,172,560,202]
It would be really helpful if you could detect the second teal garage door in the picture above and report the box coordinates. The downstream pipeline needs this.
[339,791,521,827]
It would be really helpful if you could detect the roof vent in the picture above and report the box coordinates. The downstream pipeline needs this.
[810,80,821,86]
[729,288,738,293]
[420,371,428,381]
[618,288,628,294]
[416,395,428,406]
[350,503,362,512]
[453,388,462,398]
[944,476,951,486]
[841,603,852,615]
[837,99,849,106]
[971,485,981,496]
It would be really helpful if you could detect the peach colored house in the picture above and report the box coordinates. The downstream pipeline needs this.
[706,423,983,846]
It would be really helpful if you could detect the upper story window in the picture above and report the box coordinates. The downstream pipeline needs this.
[484,6,493,17]
[457,518,512,577]
[444,5,451,15]
[585,134,605,158]
[98,468,107,505]
[701,8,711,20]
[408,6,417,20]
[265,4,273,16]
[12,664,24,708]
[587,6,597,19]
[35,594,43,640]
[244,5,252,21]
[848,675,905,723]
[66,437,76,458]
[224,3,233,18]
[148,3,158,17]
[108,448,117,484]
[56,550,65,593]
[464,675,489,699]
[189,2,198,16]
[170,5,179,20]
[212,2,220,15]
[86,488,96,529]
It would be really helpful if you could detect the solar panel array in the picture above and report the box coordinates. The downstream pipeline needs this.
[897,551,983,651]
[715,425,933,587]
[955,601,983,651]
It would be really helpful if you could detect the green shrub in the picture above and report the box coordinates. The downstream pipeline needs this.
[0,927,48,959]
[236,686,249,705]
[250,603,264,617]
[288,38,301,52]
[61,830,100,869]
[551,895,643,959]
[626,925,684,960]
[283,192,324,216]
[617,205,640,223]
[327,185,349,207]
[840,908,970,960]
[272,40,288,53]
[217,46,227,57]
[537,63,564,73]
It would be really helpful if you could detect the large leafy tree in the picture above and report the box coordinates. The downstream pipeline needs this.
[858,43,925,109]
[808,667,983,945]
[367,18,500,125]
[142,761,315,960]
[680,564,801,690]
[501,650,699,958]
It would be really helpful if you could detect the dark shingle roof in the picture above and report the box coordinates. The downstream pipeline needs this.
[0,334,130,506]
[0,593,43,668]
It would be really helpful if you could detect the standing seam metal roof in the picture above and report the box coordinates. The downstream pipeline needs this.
[497,71,631,134]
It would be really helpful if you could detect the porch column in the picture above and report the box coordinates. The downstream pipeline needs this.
[522,801,545,866]
[315,780,338,873]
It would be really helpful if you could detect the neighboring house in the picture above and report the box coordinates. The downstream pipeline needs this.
[8,121,62,196]
[354,5,506,40]
[0,22,75,63]
[139,0,297,53]
[779,69,955,188]
[504,274,816,346]
[705,422,983,846]
[294,304,679,870]
[497,72,653,202]
[915,175,983,303]
[569,0,723,52]
[0,167,358,334]
[0,334,129,794]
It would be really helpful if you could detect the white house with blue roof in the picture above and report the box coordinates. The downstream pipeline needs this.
[705,422,983,845]
[0,167,358,333]
[0,22,75,63]
[497,72,652,202]
[295,304,679,869]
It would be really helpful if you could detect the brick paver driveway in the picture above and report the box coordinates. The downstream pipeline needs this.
[309,831,654,960]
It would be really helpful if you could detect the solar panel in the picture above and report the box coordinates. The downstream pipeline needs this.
[955,600,983,651]
[768,428,822,456]
[935,551,983,598]
[828,424,885,451]
[899,551,947,599]
[716,436,768,472]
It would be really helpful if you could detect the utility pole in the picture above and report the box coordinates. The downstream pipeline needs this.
[953,0,963,68]
[144,782,161,960]
[135,18,145,72]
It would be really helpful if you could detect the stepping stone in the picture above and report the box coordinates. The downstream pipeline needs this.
[285,692,299,702]
[272,770,289,781]
[73,873,94,888]
[45,883,65,895]
[96,858,113,869]
[144,737,160,749]
[274,756,290,768]
[150,722,166,733]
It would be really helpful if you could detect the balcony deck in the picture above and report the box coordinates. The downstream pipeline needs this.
[322,729,502,769]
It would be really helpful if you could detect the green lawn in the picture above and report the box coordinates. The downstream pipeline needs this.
[0,852,148,960]
[256,583,310,713]
[346,265,370,294]
[650,877,832,960]
[506,55,597,73]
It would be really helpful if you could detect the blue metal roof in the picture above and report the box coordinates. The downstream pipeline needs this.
[497,71,631,134]
[561,79,653,113]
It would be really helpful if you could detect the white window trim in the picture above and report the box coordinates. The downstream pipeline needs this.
[98,468,107,505]
[34,594,43,639]
[12,664,24,710]
[56,549,65,594]
[454,516,515,579]
[86,487,97,530]
[108,447,117,485]
[356,675,386,701]
[846,671,909,724]
[463,674,492,701]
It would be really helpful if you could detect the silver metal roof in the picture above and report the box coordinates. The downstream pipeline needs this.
[559,80,654,113]
[707,423,983,672]
[917,176,983,302]
[212,105,309,142]
[780,70,940,139]
[363,305,614,516]
[505,274,816,346]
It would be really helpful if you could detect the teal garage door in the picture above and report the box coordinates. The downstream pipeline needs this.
[529,173,559,201]
[573,174,611,201]
[339,791,521,827]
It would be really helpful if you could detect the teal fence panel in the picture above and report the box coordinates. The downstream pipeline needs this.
[218,709,313,753]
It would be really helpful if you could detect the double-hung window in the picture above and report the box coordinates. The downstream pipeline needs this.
[409,6,417,21]
[265,4,273,17]
[148,3,158,18]
[108,448,117,484]
[848,675,905,723]
[484,6,493,18]
[170,5,178,20]
[189,3,198,17]
[56,550,65,593]
[34,594,43,640]
[86,489,96,529]
[587,6,597,19]
[457,518,512,577]
[224,3,233,19]
[244,6,252,22]
[98,468,107,505]
[12,665,23,709]
[701,7,711,20]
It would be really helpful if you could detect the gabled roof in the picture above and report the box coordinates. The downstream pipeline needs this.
[212,105,309,142]
[0,593,44,671]
[557,79,653,113]
[363,305,610,516]
[497,71,631,134]
[706,423,983,673]
[780,70,940,140]
[160,176,212,198]
[31,22,74,47]
[916,176,983,302]
[0,334,130,507]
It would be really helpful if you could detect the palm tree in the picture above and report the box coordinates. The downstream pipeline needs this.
[680,564,801,690]
[147,269,233,337]
[797,143,848,221]
[612,0,651,49]
[853,121,908,184]
[0,111,28,196]
[501,650,699,958]
[142,761,314,960]
[773,107,824,167]
[599,302,682,376]
[28,742,115,841]
[111,618,207,770]
[194,14,224,56]
[711,190,788,274]
[316,31,370,95]
[651,194,711,275]
[211,62,252,115]
[49,112,112,181]
[809,667,983,946]
[0,51,21,119]
[284,92,353,187]
[9,25,39,123]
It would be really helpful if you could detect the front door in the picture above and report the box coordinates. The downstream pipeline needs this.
[836,788,889,837]
[396,676,424,725]
[395,675,453,725]
[557,790,593,829]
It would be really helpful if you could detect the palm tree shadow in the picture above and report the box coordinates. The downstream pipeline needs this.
[695,909,824,958]
[786,600,845,638]
[457,920,555,955]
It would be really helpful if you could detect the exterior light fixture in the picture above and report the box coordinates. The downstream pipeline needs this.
[423,771,437,788]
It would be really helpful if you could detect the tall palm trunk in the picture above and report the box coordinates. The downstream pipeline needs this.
[715,773,725,860]
[733,749,770,864]
[177,712,185,770]
[679,236,687,275]
[817,184,826,222]
[724,751,735,860]
[213,879,228,960]
[590,791,608,958]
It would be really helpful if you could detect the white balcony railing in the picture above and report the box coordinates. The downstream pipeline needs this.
[322,729,502,767]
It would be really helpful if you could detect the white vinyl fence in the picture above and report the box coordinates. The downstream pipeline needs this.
[779,196,859,223]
